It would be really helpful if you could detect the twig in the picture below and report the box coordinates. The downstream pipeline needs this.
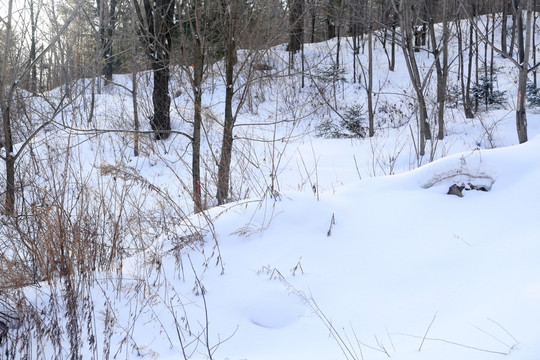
[309,137,320,201]
[353,154,362,180]
[386,326,395,352]
[291,258,304,276]
[350,325,365,360]
[471,323,512,349]
[487,318,519,344]
[308,296,358,360]
[374,335,390,357]
[395,333,510,355]
[408,123,420,165]
[343,326,363,360]
[188,255,213,360]
[327,213,336,237]
[419,312,437,351]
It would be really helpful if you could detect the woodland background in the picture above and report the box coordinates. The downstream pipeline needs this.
[1,0,540,359]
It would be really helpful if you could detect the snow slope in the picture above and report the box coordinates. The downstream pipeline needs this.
[2,15,540,360]
[13,128,540,360]
[142,133,540,360]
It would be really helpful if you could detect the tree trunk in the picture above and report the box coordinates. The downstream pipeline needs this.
[463,14,475,119]
[395,0,430,156]
[288,0,304,53]
[474,5,479,112]
[310,5,316,43]
[1,0,15,215]
[327,0,336,39]
[2,109,15,215]
[182,0,214,212]
[193,88,202,212]
[98,0,118,85]
[516,0,532,143]
[390,16,396,71]
[429,0,449,140]
[491,7,496,95]
[352,27,358,82]
[89,76,96,122]
[517,65,529,143]
[192,27,204,213]
[104,0,118,84]
[516,0,525,63]
[510,2,517,57]
[132,66,140,157]
[216,0,237,205]
[216,46,235,205]
[534,0,538,86]
[502,0,508,55]
[335,18,341,66]
[151,64,172,140]
[302,32,305,88]
[367,0,374,137]
[98,0,107,81]
[132,0,174,140]
[29,0,39,95]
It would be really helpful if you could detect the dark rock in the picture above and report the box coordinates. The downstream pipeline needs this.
[447,184,465,197]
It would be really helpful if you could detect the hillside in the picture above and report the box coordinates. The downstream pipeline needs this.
[1,14,540,360]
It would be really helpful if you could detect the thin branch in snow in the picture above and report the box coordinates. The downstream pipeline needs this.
[418,312,438,351]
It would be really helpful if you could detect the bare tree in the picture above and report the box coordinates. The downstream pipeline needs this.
[366,0,375,137]
[216,0,239,205]
[177,0,217,213]
[0,0,84,214]
[392,0,431,156]
[465,0,535,143]
[214,0,285,205]
[427,0,449,139]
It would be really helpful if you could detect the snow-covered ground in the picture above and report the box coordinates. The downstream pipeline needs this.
[2,15,540,360]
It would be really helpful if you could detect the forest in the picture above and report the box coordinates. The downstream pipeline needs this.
[1,0,540,359]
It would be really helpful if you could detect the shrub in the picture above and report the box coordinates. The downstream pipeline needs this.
[312,65,347,83]
[446,84,462,109]
[316,105,367,138]
[377,100,410,128]
[526,81,540,107]
[316,118,343,138]
[340,105,367,137]
[471,74,507,109]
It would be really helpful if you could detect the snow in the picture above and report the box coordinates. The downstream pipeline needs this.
[2,15,540,360]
